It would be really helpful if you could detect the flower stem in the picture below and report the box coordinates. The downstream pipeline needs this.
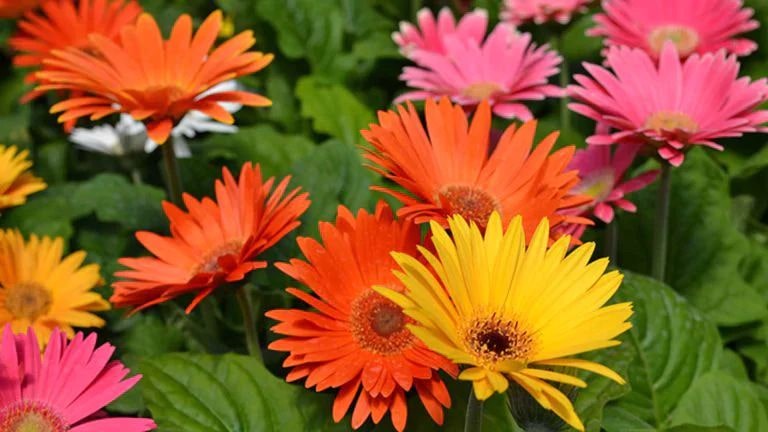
[559,50,571,134]
[464,388,484,432]
[161,142,183,205]
[235,285,263,362]
[651,163,672,281]
[605,221,618,266]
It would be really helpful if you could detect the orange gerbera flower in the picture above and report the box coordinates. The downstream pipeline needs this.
[36,10,273,144]
[111,163,310,313]
[361,97,590,241]
[267,202,457,432]
[10,0,142,102]
[0,0,39,19]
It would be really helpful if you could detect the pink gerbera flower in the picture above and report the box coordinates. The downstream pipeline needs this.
[501,0,592,25]
[392,7,487,58]
[0,326,156,431]
[589,0,758,59]
[568,43,768,166]
[396,11,562,120]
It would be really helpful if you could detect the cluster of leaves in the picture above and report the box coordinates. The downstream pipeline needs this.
[1,0,768,431]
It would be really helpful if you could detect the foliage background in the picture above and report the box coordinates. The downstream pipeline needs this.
[1,0,768,430]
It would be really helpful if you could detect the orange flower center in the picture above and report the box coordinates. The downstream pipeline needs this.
[0,401,68,432]
[4,282,52,321]
[464,315,534,366]
[350,290,414,355]
[437,185,501,229]
[193,241,244,274]
[463,82,502,101]
[648,25,700,57]
[645,111,699,134]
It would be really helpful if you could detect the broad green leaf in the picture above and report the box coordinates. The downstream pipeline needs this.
[559,14,603,61]
[0,184,89,239]
[72,174,166,231]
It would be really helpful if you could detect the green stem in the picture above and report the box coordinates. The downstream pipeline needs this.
[651,164,672,281]
[161,141,183,205]
[605,221,618,267]
[559,55,571,134]
[464,388,484,432]
[236,285,263,362]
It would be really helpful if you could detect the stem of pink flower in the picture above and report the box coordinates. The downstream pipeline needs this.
[651,163,672,281]
[559,57,571,134]
[236,285,263,362]
[465,388,484,432]
[605,221,618,265]
[161,141,183,205]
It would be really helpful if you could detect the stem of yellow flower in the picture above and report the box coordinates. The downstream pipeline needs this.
[236,285,263,362]
[464,388,484,432]
[651,163,672,281]
[161,142,183,206]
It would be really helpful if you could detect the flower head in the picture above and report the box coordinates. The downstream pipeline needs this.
[267,202,456,431]
[36,10,272,144]
[589,0,758,58]
[361,97,590,241]
[10,0,142,102]
[376,213,633,431]
[501,0,591,25]
[568,43,768,166]
[0,145,46,211]
[111,163,310,313]
[0,230,109,344]
[0,0,39,19]
[393,7,488,58]
[0,325,156,431]
[396,13,562,119]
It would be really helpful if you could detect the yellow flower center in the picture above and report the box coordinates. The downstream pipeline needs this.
[465,315,534,366]
[193,241,244,274]
[463,82,502,101]
[0,402,68,432]
[645,111,699,134]
[648,25,700,57]
[350,290,414,355]
[437,185,501,229]
[4,282,52,321]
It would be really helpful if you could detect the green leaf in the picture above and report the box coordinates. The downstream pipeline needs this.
[296,77,374,146]
[559,14,603,61]
[72,174,166,231]
[142,353,346,432]
[0,183,89,239]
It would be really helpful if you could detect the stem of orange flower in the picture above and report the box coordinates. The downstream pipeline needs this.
[651,163,672,281]
[161,142,183,205]
[465,388,484,432]
[236,285,263,362]
[605,221,618,266]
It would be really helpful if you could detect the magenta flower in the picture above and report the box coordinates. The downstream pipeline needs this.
[392,7,488,58]
[395,11,562,120]
[501,0,592,25]
[568,43,768,166]
[0,326,156,432]
[589,0,758,59]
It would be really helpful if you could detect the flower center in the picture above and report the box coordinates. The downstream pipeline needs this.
[648,25,700,57]
[645,111,699,134]
[0,401,68,432]
[465,315,534,366]
[573,168,615,203]
[350,290,415,355]
[463,82,503,101]
[4,282,52,321]
[193,241,243,274]
[437,185,501,229]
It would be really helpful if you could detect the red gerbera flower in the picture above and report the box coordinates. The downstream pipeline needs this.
[267,202,457,431]
[0,0,39,19]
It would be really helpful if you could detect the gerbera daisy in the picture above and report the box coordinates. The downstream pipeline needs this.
[501,0,592,25]
[267,202,457,431]
[0,326,156,431]
[589,0,758,59]
[0,145,47,211]
[361,97,590,241]
[0,0,39,19]
[111,163,310,313]
[568,142,658,223]
[568,43,768,166]
[392,7,488,58]
[10,0,142,102]
[376,213,633,431]
[396,14,562,119]
[35,10,273,144]
[0,229,109,344]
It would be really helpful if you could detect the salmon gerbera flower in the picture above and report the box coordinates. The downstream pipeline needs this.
[0,144,46,211]
[111,163,310,313]
[501,0,592,25]
[10,0,142,103]
[568,43,768,166]
[267,202,457,432]
[361,97,590,241]
[35,10,273,144]
[589,0,758,59]
[0,326,156,431]
[392,7,488,58]
[376,213,633,431]
[0,230,109,345]
[0,0,39,19]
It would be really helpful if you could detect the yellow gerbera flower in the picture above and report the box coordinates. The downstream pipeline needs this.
[376,212,633,431]
[0,229,110,344]
[0,144,47,211]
